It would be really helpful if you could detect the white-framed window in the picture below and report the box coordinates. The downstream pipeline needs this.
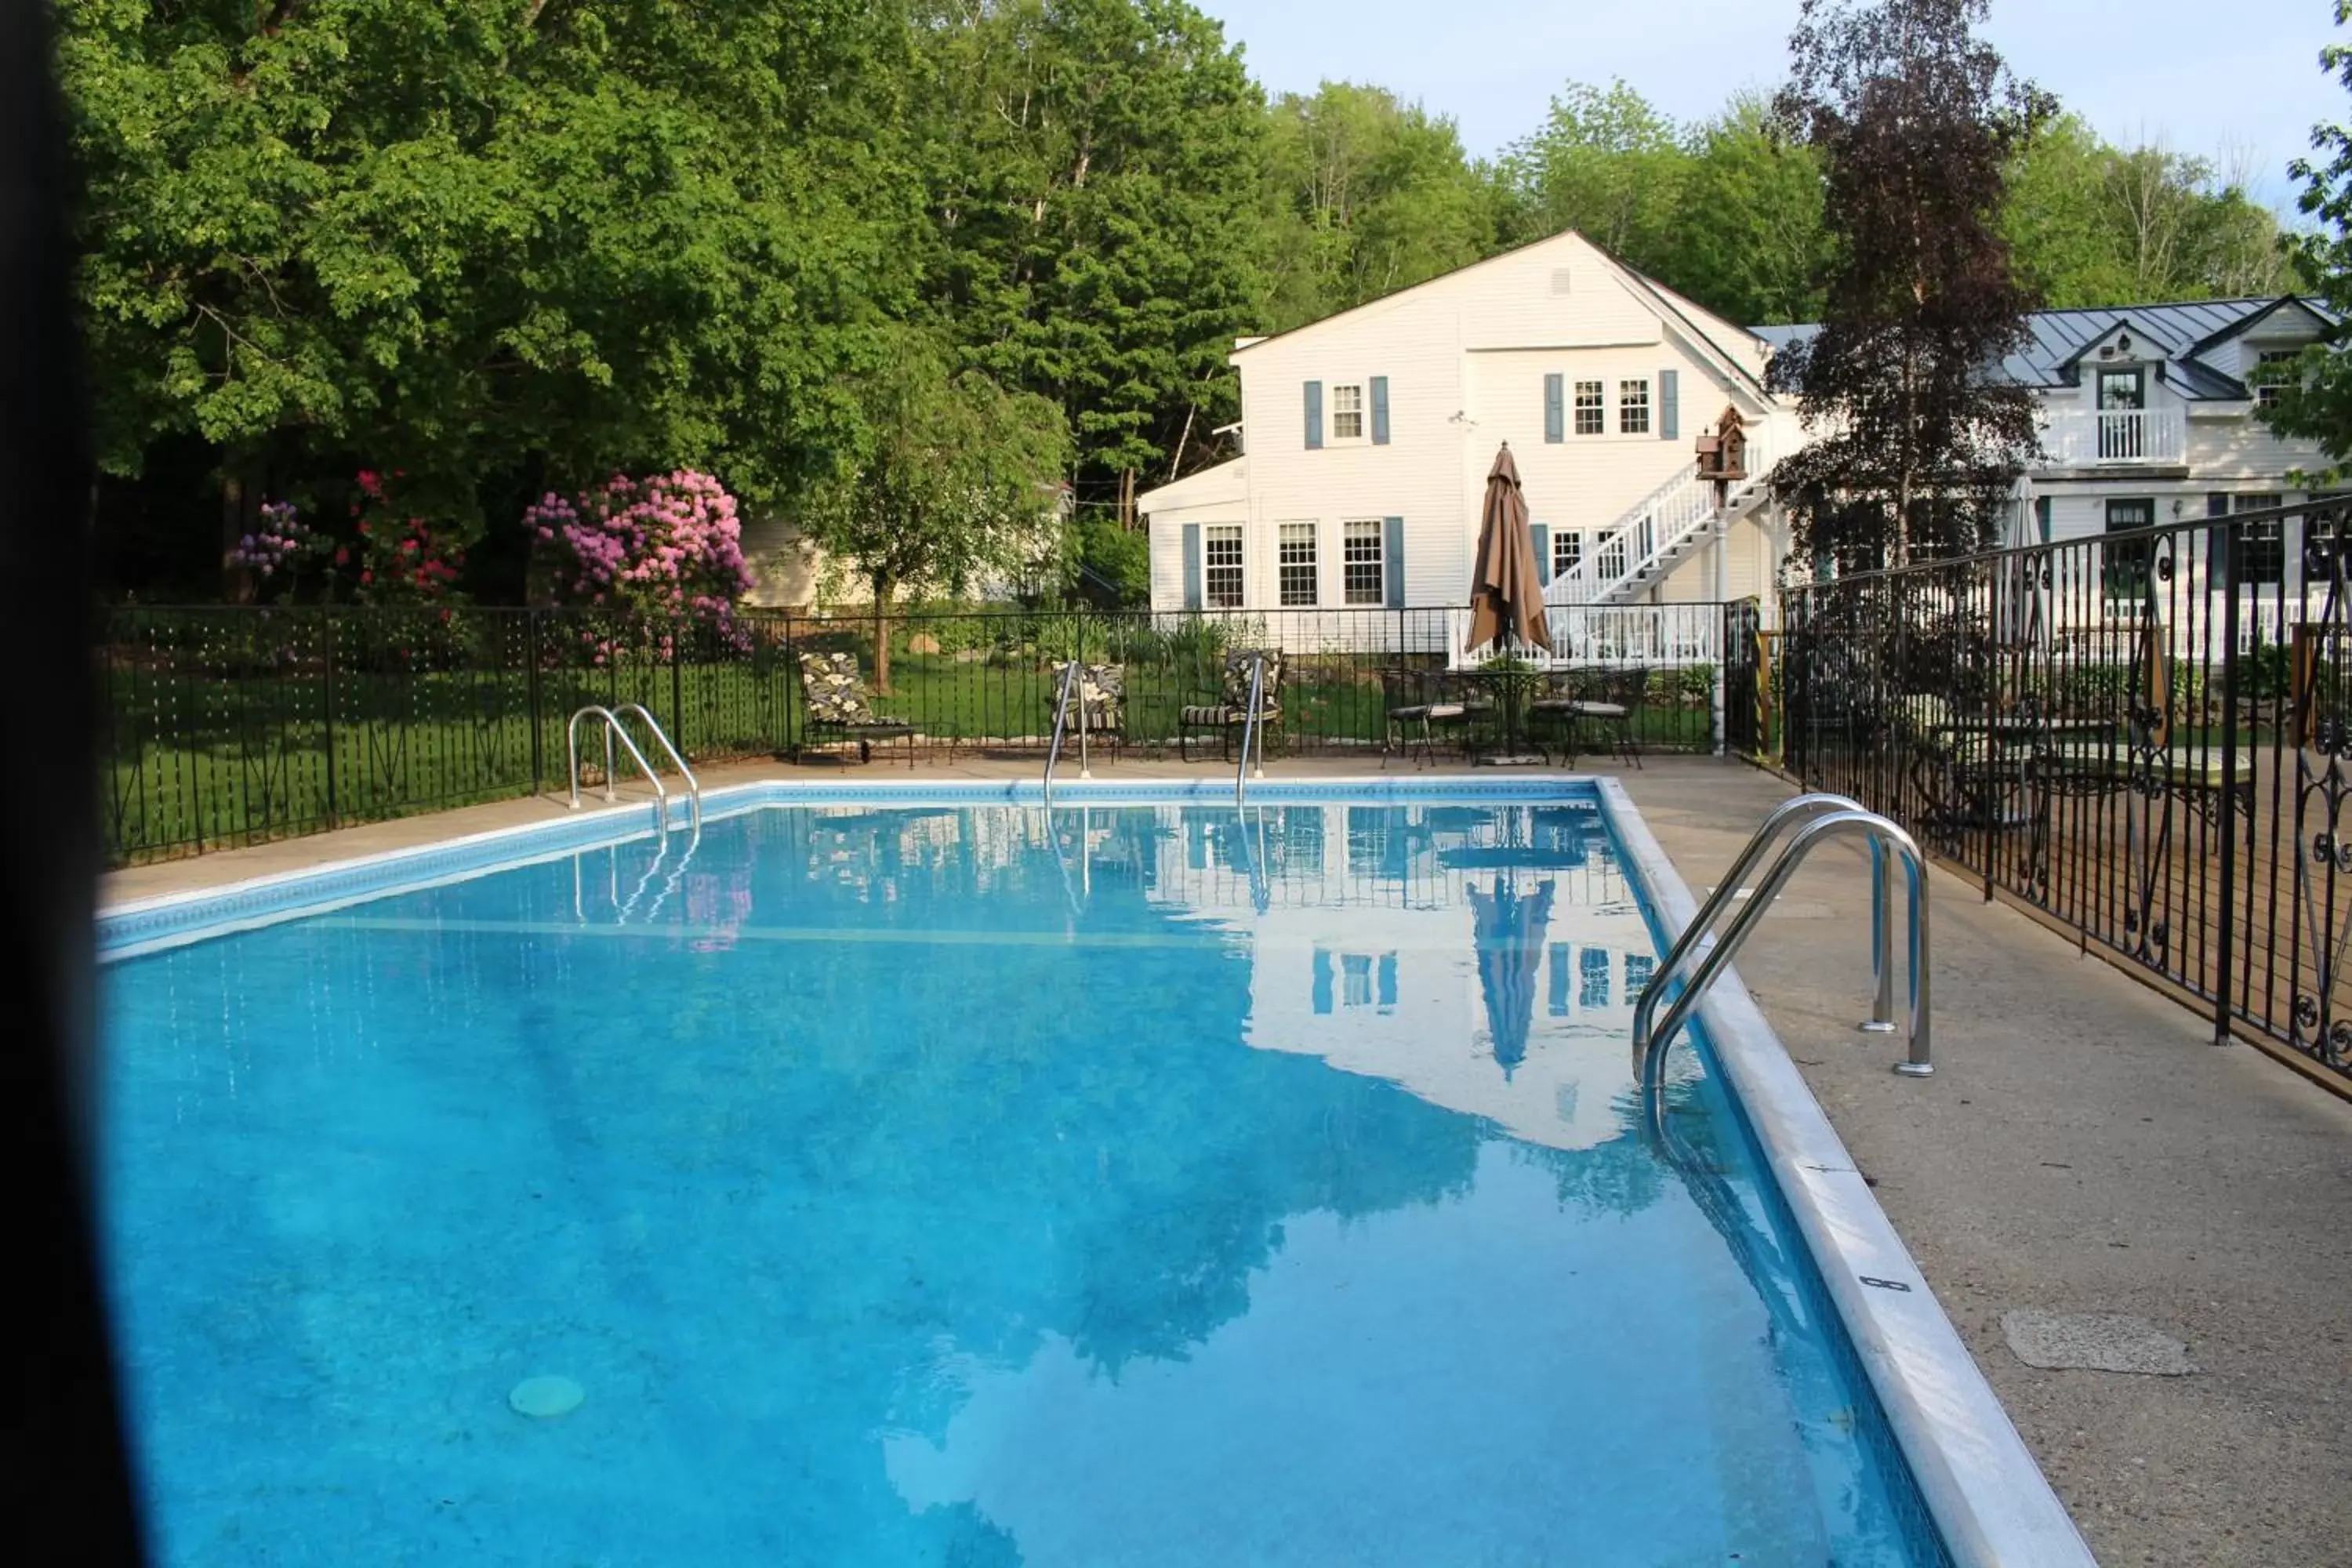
[2235,493,2285,585]
[2103,498,2154,600]
[1552,529,1583,579]
[1278,521,1319,607]
[1330,383,1366,441]
[1204,524,1244,608]
[2256,349,2298,408]
[1573,380,1604,435]
[1619,379,1651,435]
[1342,519,1385,604]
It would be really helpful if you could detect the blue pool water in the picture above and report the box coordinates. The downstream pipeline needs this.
[103,797,1945,1566]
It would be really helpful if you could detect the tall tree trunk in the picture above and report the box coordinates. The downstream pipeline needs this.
[871,571,894,695]
[220,463,258,603]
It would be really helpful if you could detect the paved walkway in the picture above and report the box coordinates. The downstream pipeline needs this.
[1627,760,2352,1568]
[102,755,2352,1564]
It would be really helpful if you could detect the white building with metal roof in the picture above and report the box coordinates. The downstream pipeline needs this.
[1141,227,2335,650]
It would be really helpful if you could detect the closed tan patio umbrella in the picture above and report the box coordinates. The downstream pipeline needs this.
[1467,445,1552,655]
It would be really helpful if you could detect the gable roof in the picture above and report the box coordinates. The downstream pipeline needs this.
[1227,230,1772,394]
[1755,296,2340,402]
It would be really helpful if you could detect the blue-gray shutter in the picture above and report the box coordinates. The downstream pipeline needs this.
[2035,496,2052,543]
[1383,516,1406,608]
[1370,376,1390,444]
[1659,368,1679,440]
[1530,523,1552,583]
[1544,373,1564,443]
[1181,523,1203,610]
[1304,380,1323,448]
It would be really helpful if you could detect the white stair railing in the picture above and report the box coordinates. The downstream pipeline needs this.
[1544,440,1770,608]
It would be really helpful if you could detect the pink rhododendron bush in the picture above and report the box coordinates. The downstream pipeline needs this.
[528,470,755,653]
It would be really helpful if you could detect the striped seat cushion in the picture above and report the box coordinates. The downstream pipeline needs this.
[1181,702,1282,728]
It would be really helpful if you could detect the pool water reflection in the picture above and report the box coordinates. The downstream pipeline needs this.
[102,799,1944,1566]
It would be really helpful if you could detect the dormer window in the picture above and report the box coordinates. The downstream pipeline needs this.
[2256,349,2297,407]
[2096,367,2147,461]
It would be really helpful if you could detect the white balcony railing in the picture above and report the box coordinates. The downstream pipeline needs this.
[2042,408,2185,466]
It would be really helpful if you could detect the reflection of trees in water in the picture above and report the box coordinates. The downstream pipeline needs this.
[1513,1087,1671,1221]
[669,809,1490,1404]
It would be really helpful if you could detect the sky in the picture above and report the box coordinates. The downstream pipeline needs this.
[1195,0,2345,211]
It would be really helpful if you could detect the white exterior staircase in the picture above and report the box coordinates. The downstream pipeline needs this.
[1543,449,1773,608]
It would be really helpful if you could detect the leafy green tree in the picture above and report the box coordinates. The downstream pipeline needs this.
[2004,114,2292,307]
[799,335,1073,688]
[1767,0,2045,568]
[60,0,913,583]
[1673,94,1831,325]
[909,0,1265,503]
[1257,82,1503,334]
[2263,1,2352,468]
[1499,79,1691,270]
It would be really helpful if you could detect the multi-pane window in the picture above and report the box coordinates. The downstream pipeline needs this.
[1204,524,1244,608]
[1552,529,1584,579]
[1618,378,1651,435]
[1330,383,1366,441]
[1341,519,1385,604]
[1278,522,1319,607]
[2103,498,2155,599]
[1573,379,1605,435]
[1579,946,1613,1010]
[2235,494,2285,585]
[2257,350,2298,408]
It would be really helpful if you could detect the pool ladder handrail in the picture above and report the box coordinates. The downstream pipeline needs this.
[1632,795,1931,1091]
[1235,652,1269,806]
[1044,658,1090,805]
[566,704,701,832]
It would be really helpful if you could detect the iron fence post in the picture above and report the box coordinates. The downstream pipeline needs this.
[2213,517,2244,1047]
[321,608,339,828]
[671,639,685,760]
[527,608,544,796]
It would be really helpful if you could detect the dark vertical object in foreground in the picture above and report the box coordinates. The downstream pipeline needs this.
[0,0,147,1557]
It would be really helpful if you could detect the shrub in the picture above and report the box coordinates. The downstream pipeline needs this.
[528,470,753,650]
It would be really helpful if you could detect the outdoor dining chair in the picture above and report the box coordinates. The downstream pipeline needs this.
[795,650,917,765]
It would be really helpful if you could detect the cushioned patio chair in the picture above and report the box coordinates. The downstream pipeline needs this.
[1046,660,1126,761]
[1178,648,1283,762]
[795,651,916,765]
[1566,666,1649,768]
[1381,667,1470,768]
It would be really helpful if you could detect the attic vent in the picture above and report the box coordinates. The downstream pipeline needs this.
[1550,268,1573,296]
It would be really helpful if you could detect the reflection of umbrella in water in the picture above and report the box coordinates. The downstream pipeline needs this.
[1468,876,1556,1078]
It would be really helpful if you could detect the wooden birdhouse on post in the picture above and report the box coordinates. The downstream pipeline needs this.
[1693,407,1749,506]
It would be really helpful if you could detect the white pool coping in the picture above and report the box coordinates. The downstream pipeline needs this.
[100,774,2095,1565]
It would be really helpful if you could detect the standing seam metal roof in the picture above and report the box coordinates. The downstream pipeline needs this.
[1751,297,2335,401]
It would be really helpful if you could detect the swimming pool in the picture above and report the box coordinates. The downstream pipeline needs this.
[99,779,2086,1566]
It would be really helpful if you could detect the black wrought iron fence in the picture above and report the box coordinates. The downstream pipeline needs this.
[1777,497,2352,1081]
[99,601,1737,866]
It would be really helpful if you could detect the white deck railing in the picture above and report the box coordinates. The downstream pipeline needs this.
[1452,601,1726,668]
[2042,408,2185,466]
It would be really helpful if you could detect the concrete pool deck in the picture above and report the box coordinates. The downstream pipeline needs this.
[100,754,2352,1564]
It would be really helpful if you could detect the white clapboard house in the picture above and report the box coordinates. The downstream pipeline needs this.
[1140,227,2336,659]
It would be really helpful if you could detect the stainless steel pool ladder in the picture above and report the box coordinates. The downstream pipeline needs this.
[1632,793,1932,1092]
[1235,652,1269,806]
[566,704,702,831]
[1044,658,1090,805]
